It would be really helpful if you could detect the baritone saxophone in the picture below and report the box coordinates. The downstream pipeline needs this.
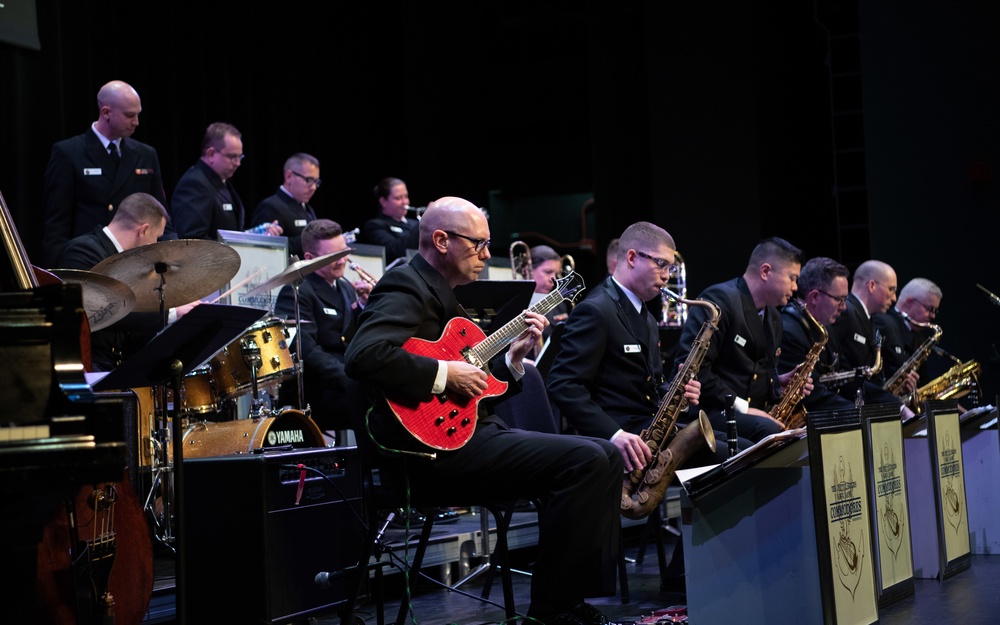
[621,289,719,520]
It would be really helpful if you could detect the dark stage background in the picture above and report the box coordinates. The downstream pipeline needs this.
[1,0,998,400]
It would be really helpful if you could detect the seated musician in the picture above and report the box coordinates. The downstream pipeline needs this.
[274,219,371,440]
[672,237,811,443]
[829,260,918,415]
[527,244,570,359]
[345,197,623,625]
[547,221,732,595]
[873,277,942,385]
[55,192,199,371]
[777,257,855,416]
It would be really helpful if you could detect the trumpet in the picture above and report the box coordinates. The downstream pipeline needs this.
[659,250,688,327]
[560,254,575,279]
[510,240,532,280]
[348,259,378,286]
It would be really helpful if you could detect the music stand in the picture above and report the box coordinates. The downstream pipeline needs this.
[92,303,266,624]
[455,280,535,334]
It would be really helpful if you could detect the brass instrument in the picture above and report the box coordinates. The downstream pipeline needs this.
[659,250,687,327]
[770,302,827,429]
[621,288,718,520]
[509,240,532,281]
[559,253,575,279]
[882,310,942,400]
[818,331,883,389]
[916,360,981,405]
[348,259,378,286]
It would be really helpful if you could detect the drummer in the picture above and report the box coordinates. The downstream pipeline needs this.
[274,219,369,442]
[54,192,201,370]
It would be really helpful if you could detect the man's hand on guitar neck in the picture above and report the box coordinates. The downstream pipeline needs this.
[508,310,548,370]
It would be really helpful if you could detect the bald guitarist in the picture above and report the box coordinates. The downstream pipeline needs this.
[345,197,623,625]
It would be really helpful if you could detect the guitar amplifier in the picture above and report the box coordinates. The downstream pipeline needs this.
[182,446,364,624]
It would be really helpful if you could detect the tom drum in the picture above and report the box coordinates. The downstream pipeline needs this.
[210,317,296,400]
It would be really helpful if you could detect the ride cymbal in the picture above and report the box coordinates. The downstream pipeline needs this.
[91,239,241,312]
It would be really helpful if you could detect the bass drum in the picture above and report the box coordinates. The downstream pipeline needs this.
[180,409,325,459]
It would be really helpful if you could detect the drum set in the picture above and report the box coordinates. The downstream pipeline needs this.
[58,238,349,549]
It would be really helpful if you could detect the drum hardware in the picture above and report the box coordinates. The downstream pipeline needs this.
[245,248,351,413]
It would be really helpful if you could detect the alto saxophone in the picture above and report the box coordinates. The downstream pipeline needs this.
[818,331,883,389]
[621,289,719,520]
[770,302,827,430]
[882,310,942,402]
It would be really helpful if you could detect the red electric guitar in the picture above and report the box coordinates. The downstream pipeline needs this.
[387,271,586,450]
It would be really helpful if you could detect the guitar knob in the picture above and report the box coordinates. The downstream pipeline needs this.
[449,409,459,418]
[447,427,457,436]
[435,416,445,426]
[461,418,471,427]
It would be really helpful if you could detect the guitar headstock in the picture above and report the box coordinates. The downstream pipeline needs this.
[554,270,586,304]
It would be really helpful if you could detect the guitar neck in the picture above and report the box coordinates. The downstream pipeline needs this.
[474,289,565,363]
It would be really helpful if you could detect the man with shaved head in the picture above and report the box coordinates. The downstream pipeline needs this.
[42,80,171,267]
[347,197,623,624]
[829,259,918,412]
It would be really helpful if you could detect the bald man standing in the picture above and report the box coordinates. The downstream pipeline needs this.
[42,80,171,267]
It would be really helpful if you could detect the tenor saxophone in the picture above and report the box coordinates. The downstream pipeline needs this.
[621,289,719,520]
[770,302,827,430]
[882,310,942,401]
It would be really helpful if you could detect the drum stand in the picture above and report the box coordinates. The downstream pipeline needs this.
[143,411,176,551]
[241,337,270,419]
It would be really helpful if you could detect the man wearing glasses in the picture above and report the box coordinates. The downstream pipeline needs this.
[346,197,623,625]
[872,277,943,390]
[171,122,282,241]
[777,257,856,414]
[251,153,321,260]
[673,236,808,443]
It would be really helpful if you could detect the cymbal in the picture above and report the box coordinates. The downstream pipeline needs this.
[91,239,241,312]
[50,268,136,331]
[244,249,351,298]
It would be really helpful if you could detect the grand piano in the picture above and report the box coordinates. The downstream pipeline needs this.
[1,190,137,623]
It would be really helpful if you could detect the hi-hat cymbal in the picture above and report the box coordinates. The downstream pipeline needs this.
[49,268,137,331]
[91,239,241,312]
[244,249,351,298]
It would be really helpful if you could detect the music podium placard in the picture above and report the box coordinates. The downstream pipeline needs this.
[929,408,971,576]
[810,423,878,625]
[863,406,914,605]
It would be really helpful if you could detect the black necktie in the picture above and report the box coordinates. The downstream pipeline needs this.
[108,142,120,173]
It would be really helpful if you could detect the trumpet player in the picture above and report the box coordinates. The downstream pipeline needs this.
[359,176,419,264]
[274,219,371,440]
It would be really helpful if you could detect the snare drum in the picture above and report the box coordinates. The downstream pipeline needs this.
[210,317,296,400]
[180,409,325,458]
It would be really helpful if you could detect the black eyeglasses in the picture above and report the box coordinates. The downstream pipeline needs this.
[635,251,680,277]
[290,170,321,188]
[816,289,848,305]
[445,231,490,253]
[917,301,939,315]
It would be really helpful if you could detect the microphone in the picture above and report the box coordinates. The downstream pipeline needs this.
[977,283,1000,307]
[315,512,395,588]
[725,394,738,458]
[932,345,962,364]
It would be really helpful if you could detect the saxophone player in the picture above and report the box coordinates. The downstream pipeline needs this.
[777,257,856,414]
[829,260,919,409]
[548,222,729,596]
[672,237,812,443]
[872,277,943,388]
